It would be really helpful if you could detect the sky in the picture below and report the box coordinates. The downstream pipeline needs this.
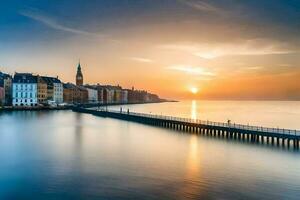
[0,0,300,100]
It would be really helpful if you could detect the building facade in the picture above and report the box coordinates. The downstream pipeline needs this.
[0,72,12,105]
[37,76,48,104]
[63,83,88,104]
[121,90,128,103]
[53,80,63,104]
[63,83,74,104]
[113,88,122,103]
[97,87,104,104]
[0,83,4,106]
[12,73,38,107]
[85,86,98,103]
[41,76,63,105]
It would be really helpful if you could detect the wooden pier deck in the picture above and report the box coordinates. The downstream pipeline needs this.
[73,107,300,149]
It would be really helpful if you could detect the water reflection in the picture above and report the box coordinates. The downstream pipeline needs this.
[75,113,83,143]
[191,100,197,122]
[178,135,202,198]
[1,108,300,199]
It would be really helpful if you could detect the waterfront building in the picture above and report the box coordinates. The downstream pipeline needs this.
[104,88,114,104]
[127,88,139,103]
[0,82,4,106]
[86,84,104,104]
[41,77,54,103]
[0,72,12,105]
[37,76,48,104]
[63,83,74,104]
[102,87,109,104]
[42,76,63,104]
[127,88,160,103]
[63,83,88,104]
[76,62,83,86]
[12,73,38,107]
[113,87,122,103]
[121,90,128,103]
[96,86,104,104]
[101,85,122,104]
[52,78,63,104]
[85,86,98,103]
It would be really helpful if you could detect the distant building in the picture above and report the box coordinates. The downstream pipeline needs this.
[0,80,4,106]
[12,73,38,107]
[121,90,128,103]
[96,86,104,104]
[113,88,122,103]
[63,83,88,104]
[53,78,63,104]
[63,83,74,104]
[76,62,83,86]
[104,88,114,104]
[85,86,98,103]
[41,76,63,104]
[100,85,122,104]
[0,72,12,106]
[127,88,160,103]
[37,76,48,104]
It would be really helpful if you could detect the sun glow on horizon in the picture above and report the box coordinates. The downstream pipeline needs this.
[190,87,199,94]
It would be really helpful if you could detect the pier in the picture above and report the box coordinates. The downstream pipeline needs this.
[73,107,300,149]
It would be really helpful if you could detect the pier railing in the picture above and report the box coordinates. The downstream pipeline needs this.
[91,108,300,136]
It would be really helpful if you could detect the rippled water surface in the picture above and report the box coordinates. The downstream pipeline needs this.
[0,101,300,199]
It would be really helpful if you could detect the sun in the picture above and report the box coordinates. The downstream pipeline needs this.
[190,87,199,94]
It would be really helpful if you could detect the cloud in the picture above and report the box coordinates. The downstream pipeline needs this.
[19,8,106,38]
[159,39,296,59]
[245,66,264,70]
[126,57,154,63]
[167,65,215,76]
[179,0,220,12]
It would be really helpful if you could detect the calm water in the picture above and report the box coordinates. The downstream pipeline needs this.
[0,101,300,199]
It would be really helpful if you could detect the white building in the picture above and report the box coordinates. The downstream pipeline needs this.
[12,73,38,107]
[86,87,98,103]
[53,79,63,104]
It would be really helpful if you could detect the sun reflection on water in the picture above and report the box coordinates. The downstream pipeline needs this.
[191,100,198,122]
[178,135,203,198]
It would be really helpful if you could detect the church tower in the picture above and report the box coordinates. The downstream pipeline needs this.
[76,61,83,86]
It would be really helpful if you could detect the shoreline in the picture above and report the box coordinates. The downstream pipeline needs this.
[0,100,173,112]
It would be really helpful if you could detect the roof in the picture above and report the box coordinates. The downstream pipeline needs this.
[91,84,122,90]
[63,83,87,91]
[84,85,99,90]
[0,72,11,79]
[0,72,11,87]
[13,73,37,84]
[41,76,61,84]
[63,83,76,89]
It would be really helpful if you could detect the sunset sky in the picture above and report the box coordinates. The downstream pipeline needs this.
[1,0,300,100]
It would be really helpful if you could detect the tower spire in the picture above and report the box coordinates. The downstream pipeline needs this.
[76,60,83,86]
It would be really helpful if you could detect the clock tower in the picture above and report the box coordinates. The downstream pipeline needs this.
[76,61,83,86]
